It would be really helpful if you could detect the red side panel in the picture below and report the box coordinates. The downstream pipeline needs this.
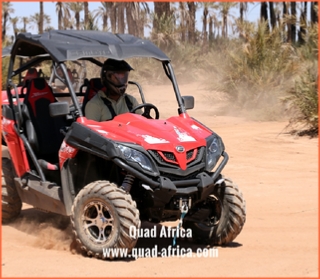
[2,118,30,176]
[59,140,78,169]
[1,87,23,105]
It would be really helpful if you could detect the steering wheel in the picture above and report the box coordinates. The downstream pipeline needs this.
[131,103,160,119]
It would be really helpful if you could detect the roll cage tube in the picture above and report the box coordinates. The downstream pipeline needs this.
[59,63,83,117]
[10,56,50,78]
[6,53,22,126]
[128,81,146,104]
[162,61,186,115]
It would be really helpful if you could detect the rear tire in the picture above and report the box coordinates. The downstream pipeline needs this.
[183,176,246,245]
[71,180,140,259]
[2,158,22,224]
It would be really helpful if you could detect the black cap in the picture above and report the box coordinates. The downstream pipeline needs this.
[103,59,134,71]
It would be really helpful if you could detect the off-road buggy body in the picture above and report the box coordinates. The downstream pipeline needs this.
[2,30,246,259]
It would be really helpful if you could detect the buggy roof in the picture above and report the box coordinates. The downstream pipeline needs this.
[11,30,170,62]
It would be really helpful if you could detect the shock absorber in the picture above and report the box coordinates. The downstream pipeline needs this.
[121,173,135,193]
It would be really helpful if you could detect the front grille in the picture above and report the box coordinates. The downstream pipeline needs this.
[148,147,205,169]
[186,149,194,160]
[161,168,205,182]
[162,151,176,162]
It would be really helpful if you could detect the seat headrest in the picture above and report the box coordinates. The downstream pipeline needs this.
[24,78,55,115]
[23,68,38,84]
[87,78,104,101]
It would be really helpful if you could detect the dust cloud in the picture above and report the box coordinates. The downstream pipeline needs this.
[11,208,76,252]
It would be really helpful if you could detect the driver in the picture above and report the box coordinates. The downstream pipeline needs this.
[85,58,140,121]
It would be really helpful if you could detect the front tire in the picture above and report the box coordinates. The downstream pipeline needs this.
[71,180,140,259]
[2,157,22,224]
[183,176,246,245]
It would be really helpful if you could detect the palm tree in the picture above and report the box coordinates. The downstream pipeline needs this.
[56,2,70,30]
[10,16,19,39]
[39,1,44,33]
[201,2,210,48]
[125,2,149,37]
[94,2,113,31]
[260,2,269,32]
[84,2,89,27]
[177,2,188,42]
[82,11,98,30]
[311,2,318,25]
[298,2,307,44]
[187,2,196,44]
[21,16,29,32]
[117,2,125,33]
[239,2,248,23]
[153,2,171,34]
[290,2,296,43]
[2,2,14,41]
[95,2,117,33]
[215,2,237,38]
[67,2,84,30]
[269,2,276,30]
[30,12,51,33]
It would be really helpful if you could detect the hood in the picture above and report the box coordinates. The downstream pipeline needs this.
[82,113,213,170]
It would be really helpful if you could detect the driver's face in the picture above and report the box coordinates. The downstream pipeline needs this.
[107,71,129,87]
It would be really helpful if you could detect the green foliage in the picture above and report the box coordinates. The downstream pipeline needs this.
[282,24,318,135]
[190,20,319,130]
[1,57,9,90]
[282,63,318,136]
[150,13,178,52]
[215,21,300,102]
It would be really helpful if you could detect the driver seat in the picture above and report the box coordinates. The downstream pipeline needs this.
[22,78,67,165]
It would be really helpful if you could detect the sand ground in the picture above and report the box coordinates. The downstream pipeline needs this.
[1,82,318,277]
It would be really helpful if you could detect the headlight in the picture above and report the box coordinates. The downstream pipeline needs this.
[117,144,154,172]
[206,136,224,171]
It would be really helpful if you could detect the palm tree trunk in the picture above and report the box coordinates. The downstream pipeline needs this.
[76,12,80,30]
[311,2,318,25]
[298,2,307,44]
[187,2,196,44]
[117,2,125,33]
[269,2,276,30]
[260,2,269,32]
[153,2,170,33]
[2,12,8,41]
[239,3,244,23]
[39,1,44,33]
[202,7,208,49]
[110,3,117,33]
[208,16,213,44]
[290,2,296,43]
[57,2,62,30]
[84,2,89,27]
[103,14,108,31]
[179,2,186,42]
[283,2,288,41]
[126,4,136,35]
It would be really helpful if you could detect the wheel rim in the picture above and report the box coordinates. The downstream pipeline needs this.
[82,200,114,245]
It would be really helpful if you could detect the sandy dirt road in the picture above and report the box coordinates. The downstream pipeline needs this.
[1,83,318,277]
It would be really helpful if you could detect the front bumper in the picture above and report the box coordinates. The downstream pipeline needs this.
[114,151,229,205]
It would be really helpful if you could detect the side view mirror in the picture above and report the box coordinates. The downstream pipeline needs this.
[182,96,194,110]
[49,102,70,117]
